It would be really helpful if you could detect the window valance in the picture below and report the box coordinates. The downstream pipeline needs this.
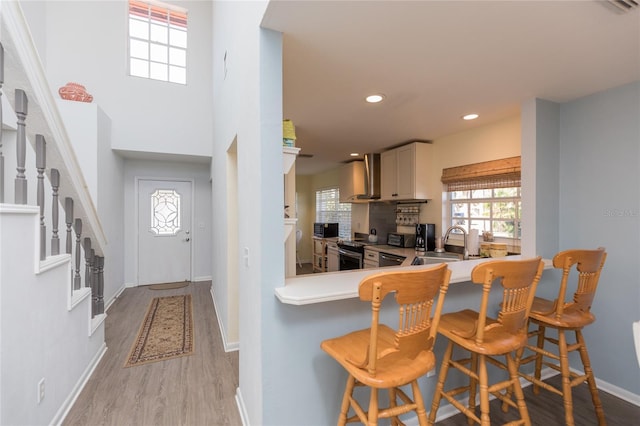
[441,156,521,192]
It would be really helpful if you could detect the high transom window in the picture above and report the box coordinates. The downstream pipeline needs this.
[128,0,187,84]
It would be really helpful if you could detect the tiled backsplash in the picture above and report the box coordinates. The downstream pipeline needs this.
[368,202,398,244]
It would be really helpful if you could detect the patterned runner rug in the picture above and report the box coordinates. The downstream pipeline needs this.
[124,294,194,367]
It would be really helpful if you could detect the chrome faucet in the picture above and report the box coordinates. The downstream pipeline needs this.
[443,225,469,260]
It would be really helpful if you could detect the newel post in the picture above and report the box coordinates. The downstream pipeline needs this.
[36,135,46,260]
[14,89,28,204]
[51,169,60,255]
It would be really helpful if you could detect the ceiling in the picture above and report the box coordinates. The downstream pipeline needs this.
[261,0,640,175]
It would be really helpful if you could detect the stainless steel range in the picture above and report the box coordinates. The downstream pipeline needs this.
[336,240,366,270]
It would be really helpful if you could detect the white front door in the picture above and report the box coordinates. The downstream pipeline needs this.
[137,179,192,286]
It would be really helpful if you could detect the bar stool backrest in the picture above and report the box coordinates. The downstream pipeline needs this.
[357,263,451,376]
[551,247,607,320]
[469,257,544,346]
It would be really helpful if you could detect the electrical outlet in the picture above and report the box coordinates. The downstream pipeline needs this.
[37,378,45,404]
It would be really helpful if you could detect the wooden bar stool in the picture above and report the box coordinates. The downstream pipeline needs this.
[429,257,544,426]
[514,248,607,425]
[321,264,451,425]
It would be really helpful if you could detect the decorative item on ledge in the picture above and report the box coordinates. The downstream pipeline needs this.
[58,82,93,103]
[283,119,296,147]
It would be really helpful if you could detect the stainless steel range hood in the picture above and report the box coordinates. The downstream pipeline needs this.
[356,153,380,200]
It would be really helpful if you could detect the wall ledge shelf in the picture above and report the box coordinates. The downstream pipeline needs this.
[283,146,301,174]
[284,218,298,242]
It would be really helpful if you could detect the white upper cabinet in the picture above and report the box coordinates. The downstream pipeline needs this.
[380,142,432,201]
[339,161,365,202]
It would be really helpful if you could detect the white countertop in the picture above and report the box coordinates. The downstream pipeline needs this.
[276,256,552,305]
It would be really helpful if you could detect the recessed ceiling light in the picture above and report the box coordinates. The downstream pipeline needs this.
[350,153,359,157]
[462,113,479,120]
[365,94,385,103]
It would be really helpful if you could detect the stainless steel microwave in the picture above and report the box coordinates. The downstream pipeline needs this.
[313,223,339,238]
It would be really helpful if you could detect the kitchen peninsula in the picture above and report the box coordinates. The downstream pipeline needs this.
[276,255,552,305]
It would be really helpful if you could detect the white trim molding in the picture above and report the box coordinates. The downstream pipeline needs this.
[51,342,107,426]
[211,286,239,352]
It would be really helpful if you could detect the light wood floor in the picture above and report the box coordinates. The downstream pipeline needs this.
[63,281,241,426]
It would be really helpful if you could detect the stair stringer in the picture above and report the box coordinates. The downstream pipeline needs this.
[0,205,105,426]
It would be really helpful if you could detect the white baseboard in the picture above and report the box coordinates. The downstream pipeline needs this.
[194,275,212,282]
[210,286,240,352]
[105,284,126,312]
[51,342,107,426]
[585,369,640,406]
[235,387,250,426]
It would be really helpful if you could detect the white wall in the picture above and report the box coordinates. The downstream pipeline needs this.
[122,159,212,286]
[96,107,125,305]
[57,100,125,306]
[210,1,275,424]
[42,0,213,158]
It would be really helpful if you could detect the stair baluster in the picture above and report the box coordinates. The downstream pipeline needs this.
[96,256,105,315]
[73,219,82,290]
[36,135,46,260]
[51,169,60,255]
[90,249,97,318]
[65,197,73,254]
[14,89,28,204]
[0,42,4,203]
[83,238,92,291]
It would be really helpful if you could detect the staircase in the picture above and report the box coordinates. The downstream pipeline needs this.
[1,2,108,425]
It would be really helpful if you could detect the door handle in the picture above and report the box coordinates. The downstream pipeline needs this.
[184,238,190,242]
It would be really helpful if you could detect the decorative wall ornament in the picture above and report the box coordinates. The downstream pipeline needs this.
[58,82,93,102]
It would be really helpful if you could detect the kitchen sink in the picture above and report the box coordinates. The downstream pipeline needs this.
[411,252,462,265]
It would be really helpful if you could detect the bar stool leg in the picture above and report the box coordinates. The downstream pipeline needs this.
[338,375,356,426]
[558,330,575,426]
[478,354,491,426]
[411,379,429,425]
[502,346,525,413]
[506,351,531,425]
[533,324,546,395]
[368,387,379,426]
[468,352,479,425]
[429,340,454,423]
[388,387,400,426]
[576,330,606,425]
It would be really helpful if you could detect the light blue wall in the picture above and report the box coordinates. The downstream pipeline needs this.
[260,82,640,424]
[557,81,640,394]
